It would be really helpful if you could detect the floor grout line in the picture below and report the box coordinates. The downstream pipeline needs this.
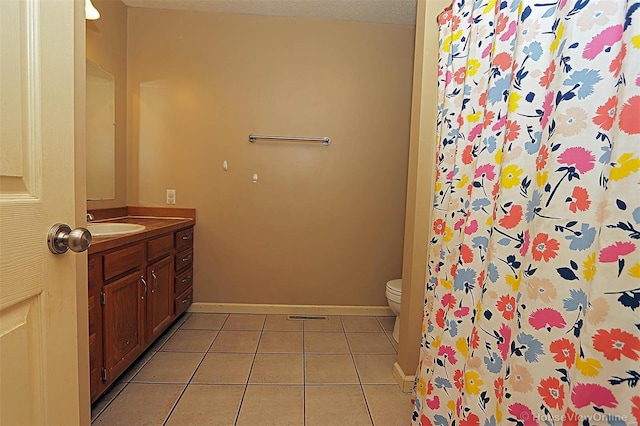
[232,314,266,426]
[161,313,227,426]
[93,314,405,425]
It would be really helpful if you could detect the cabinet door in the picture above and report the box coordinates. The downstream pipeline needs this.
[103,271,145,385]
[146,256,174,343]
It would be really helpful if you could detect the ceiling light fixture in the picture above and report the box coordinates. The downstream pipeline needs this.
[85,0,100,20]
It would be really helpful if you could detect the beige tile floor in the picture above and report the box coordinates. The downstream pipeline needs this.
[92,313,413,425]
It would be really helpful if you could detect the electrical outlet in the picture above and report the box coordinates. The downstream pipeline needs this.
[166,189,176,205]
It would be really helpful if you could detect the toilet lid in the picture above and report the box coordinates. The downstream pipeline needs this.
[386,279,402,296]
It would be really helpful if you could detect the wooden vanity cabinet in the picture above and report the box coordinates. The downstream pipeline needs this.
[89,224,194,403]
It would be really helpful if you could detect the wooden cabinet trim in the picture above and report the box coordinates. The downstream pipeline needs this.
[103,243,145,282]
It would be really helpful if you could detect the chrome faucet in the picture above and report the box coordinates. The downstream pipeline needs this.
[87,213,94,222]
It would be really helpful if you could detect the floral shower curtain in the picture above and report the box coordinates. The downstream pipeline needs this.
[412,1,640,425]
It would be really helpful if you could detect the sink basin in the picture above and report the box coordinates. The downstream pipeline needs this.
[87,223,146,237]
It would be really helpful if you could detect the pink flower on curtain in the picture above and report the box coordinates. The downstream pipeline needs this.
[507,403,538,426]
[497,323,511,360]
[557,147,596,173]
[464,219,478,235]
[528,308,567,331]
[571,383,618,409]
[540,92,555,128]
[437,345,458,364]
[441,293,457,309]
[519,229,530,257]
[598,241,636,262]
[475,164,496,179]
[583,25,623,60]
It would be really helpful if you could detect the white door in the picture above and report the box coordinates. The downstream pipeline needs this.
[0,0,85,424]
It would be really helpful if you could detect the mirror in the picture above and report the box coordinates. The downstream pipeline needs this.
[86,60,115,200]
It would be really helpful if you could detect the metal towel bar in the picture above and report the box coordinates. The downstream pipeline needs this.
[249,134,331,146]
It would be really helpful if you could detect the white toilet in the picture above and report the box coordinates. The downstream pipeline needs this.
[385,279,402,343]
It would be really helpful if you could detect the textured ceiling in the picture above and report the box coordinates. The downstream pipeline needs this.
[121,0,417,25]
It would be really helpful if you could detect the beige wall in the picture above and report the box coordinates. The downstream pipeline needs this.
[127,9,415,306]
[86,0,127,209]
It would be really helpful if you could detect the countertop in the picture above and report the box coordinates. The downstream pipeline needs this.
[88,216,194,254]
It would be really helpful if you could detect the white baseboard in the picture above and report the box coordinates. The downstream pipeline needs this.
[189,302,393,316]
[393,362,415,393]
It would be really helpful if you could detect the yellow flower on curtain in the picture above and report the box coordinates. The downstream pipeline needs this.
[417,377,428,396]
[610,153,640,181]
[576,356,603,377]
[443,30,463,53]
[440,278,453,290]
[443,226,454,242]
[467,111,482,122]
[457,174,469,189]
[465,370,483,395]
[508,91,522,113]
[431,335,441,349]
[447,400,456,412]
[629,263,640,279]
[632,34,640,48]
[467,59,481,77]
[456,337,469,358]
[550,21,564,53]
[483,0,495,14]
[536,170,549,187]
[505,273,521,291]
[501,164,523,188]
[583,252,598,281]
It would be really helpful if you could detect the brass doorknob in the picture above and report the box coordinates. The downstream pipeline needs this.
[47,223,92,255]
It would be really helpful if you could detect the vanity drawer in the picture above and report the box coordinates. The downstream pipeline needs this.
[175,287,193,316]
[147,233,173,262]
[103,243,145,282]
[175,248,193,273]
[175,227,193,252]
[174,268,193,296]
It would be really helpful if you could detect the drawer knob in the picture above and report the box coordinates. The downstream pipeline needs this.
[181,276,192,284]
[181,235,191,241]
[182,295,191,304]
